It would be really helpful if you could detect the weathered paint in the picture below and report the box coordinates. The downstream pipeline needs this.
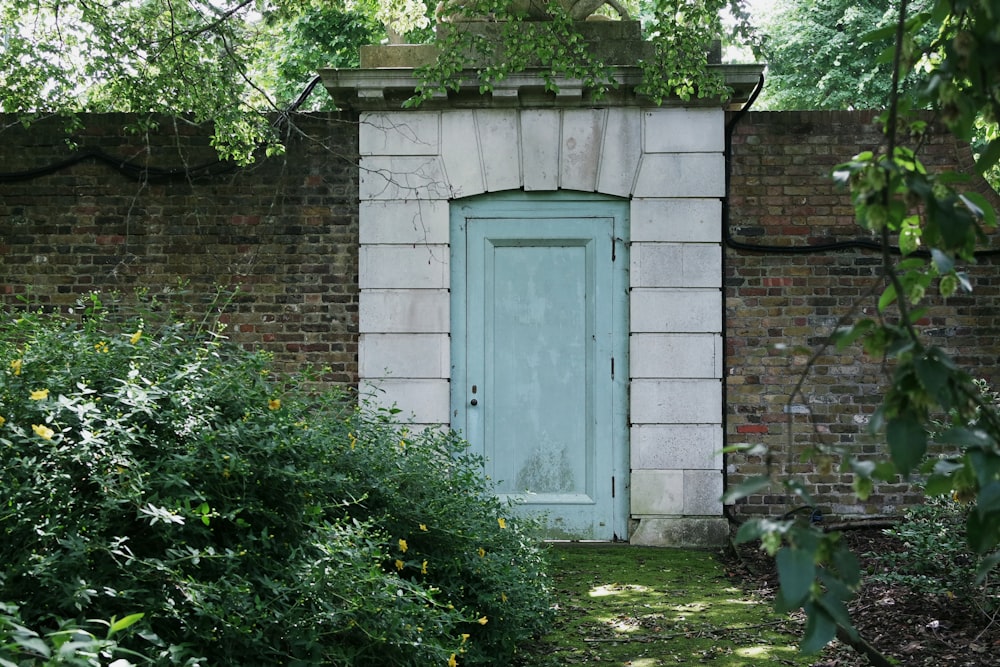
[451,192,629,540]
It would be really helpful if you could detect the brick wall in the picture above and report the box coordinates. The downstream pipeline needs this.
[4,109,999,519]
[725,110,1000,518]
[0,113,360,382]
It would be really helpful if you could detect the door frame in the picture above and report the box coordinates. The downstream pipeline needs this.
[450,190,630,540]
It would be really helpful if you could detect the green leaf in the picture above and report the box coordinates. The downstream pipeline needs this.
[977,481,1000,516]
[924,473,954,496]
[877,283,898,312]
[939,273,958,298]
[734,519,764,544]
[830,319,875,350]
[831,545,862,588]
[853,475,873,501]
[775,546,816,610]
[975,140,1000,176]
[816,586,856,635]
[800,601,837,654]
[721,475,772,504]
[109,612,145,637]
[969,449,1000,488]
[961,192,997,227]
[886,415,927,477]
[975,552,1000,585]
[935,427,995,449]
[914,349,955,409]
[967,510,1000,554]
[930,248,954,274]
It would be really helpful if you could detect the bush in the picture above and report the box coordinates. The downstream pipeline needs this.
[0,294,552,666]
[869,497,999,617]
[0,602,147,666]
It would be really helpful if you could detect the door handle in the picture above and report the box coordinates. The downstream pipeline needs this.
[470,384,478,406]
[470,398,478,406]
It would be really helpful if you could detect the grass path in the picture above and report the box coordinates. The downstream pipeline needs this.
[518,544,818,666]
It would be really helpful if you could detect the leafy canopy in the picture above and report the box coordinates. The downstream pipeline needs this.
[756,0,936,110]
[0,0,754,164]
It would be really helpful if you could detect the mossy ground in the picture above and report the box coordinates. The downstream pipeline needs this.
[518,544,816,666]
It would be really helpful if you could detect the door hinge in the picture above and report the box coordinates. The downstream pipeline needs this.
[612,476,616,498]
[611,356,615,380]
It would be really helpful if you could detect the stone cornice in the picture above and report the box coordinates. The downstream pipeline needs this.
[319,64,765,112]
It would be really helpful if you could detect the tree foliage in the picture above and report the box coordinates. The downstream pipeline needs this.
[0,0,753,164]
[730,0,1000,656]
[756,0,934,110]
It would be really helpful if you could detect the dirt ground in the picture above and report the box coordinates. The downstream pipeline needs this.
[723,527,1000,666]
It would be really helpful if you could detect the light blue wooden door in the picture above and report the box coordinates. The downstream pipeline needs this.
[451,193,628,540]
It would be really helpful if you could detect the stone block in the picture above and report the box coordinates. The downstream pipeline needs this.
[360,333,450,379]
[643,108,724,153]
[630,288,722,332]
[630,469,683,515]
[630,517,729,547]
[631,199,721,243]
[359,44,439,69]
[360,378,451,424]
[520,110,561,191]
[441,112,487,198]
[630,424,723,469]
[630,243,721,288]
[359,289,449,333]
[359,156,450,200]
[560,109,604,192]
[629,333,720,378]
[475,110,521,191]
[633,154,725,198]
[360,112,440,156]
[597,107,642,197]
[359,244,449,289]
[684,470,724,515]
[630,379,722,424]
[359,200,449,245]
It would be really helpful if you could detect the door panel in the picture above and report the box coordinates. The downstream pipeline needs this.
[452,194,628,540]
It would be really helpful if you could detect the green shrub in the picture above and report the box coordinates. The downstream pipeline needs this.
[869,497,998,617]
[0,294,552,666]
[0,602,147,666]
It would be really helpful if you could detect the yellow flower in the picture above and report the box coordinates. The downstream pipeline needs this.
[395,559,405,571]
[460,633,470,644]
[399,439,406,449]
[497,517,506,530]
[477,616,488,625]
[268,398,281,411]
[419,523,428,532]
[32,424,54,440]
[94,341,109,353]
[421,560,428,575]
[501,592,508,603]
[349,432,357,450]
[29,389,49,401]
[398,538,408,553]
[448,654,458,667]
[10,359,22,375]
[478,547,485,558]
[129,330,142,344]
[0,415,6,427]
